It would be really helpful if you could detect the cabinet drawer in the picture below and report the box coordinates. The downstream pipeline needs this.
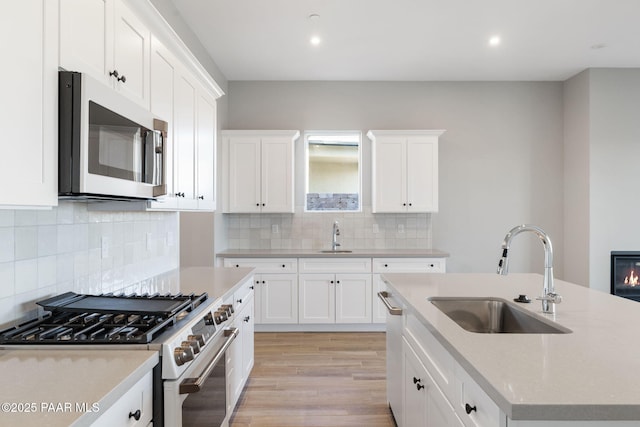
[91,371,153,427]
[456,365,503,427]
[233,277,255,314]
[373,258,446,273]
[224,258,297,273]
[298,258,371,273]
[404,312,455,402]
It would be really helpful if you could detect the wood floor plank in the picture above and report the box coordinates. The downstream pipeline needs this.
[230,332,395,427]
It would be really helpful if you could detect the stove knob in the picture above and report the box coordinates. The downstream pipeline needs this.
[188,334,206,347]
[182,339,201,354]
[203,312,214,325]
[214,311,227,324]
[221,304,234,315]
[174,345,194,366]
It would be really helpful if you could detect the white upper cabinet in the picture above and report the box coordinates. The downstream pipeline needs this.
[147,38,217,212]
[195,89,217,210]
[0,0,58,207]
[368,130,445,213]
[222,130,300,213]
[59,0,151,108]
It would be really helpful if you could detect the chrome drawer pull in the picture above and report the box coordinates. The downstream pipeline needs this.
[377,291,402,315]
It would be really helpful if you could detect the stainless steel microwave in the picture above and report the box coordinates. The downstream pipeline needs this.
[58,71,167,200]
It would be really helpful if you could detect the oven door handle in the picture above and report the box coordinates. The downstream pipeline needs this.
[179,327,239,394]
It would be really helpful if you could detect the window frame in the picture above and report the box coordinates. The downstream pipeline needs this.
[303,130,363,213]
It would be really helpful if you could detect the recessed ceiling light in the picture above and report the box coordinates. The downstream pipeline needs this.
[310,35,321,46]
[488,36,501,47]
[308,13,320,21]
[591,43,607,50]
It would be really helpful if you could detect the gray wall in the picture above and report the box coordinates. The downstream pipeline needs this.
[563,71,591,287]
[226,81,565,275]
[589,69,640,292]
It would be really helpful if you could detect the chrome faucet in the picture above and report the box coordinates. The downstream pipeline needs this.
[332,220,341,251]
[497,224,562,314]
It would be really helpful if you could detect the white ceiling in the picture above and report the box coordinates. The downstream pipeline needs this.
[169,0,640,81]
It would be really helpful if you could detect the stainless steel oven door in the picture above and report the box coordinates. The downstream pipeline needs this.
[164,328,238,427]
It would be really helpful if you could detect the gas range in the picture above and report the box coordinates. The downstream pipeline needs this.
[0,291,235,376]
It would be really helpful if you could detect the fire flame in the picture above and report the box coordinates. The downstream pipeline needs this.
[624,270,639,286]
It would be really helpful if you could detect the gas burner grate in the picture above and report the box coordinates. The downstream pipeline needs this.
[0,291,208,344]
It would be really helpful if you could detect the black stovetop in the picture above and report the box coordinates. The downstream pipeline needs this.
[0,291,208,344]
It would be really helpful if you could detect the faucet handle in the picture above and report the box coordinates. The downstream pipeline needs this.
[536,292,562,304]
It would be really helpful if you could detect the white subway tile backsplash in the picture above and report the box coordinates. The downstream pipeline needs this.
[38,225,58,257]
[15,226,38,260]
[15,259,38,294]
[226,209,432,250]
[0,228,14,262]
[0,262,15,299]
[0,202,179,325]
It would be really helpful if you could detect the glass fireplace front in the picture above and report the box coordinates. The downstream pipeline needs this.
[611,251,640,302]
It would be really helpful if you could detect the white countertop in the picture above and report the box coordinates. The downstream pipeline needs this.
[147,266,255,300]
[0,349,158,426]
[382,272,640,421]
[217,248,449,258]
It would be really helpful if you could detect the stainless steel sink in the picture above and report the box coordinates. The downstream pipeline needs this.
[429,297,571,334]
[319,250,353,253]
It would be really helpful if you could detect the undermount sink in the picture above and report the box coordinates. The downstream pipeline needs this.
[429,297,571,334]
[319,250,353,253]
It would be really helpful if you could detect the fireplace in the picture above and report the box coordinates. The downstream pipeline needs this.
[611,251,640,301]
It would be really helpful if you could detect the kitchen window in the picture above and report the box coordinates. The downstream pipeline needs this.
[304,131,361,211]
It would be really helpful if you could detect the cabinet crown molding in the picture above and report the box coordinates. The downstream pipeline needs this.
[366,129,446,140]
[222,130,301,139]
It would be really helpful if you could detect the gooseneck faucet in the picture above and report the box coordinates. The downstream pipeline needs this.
[332,220,341,251]
[497,224,562,314]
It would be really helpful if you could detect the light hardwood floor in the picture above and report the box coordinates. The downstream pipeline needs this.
[230,332,396,427]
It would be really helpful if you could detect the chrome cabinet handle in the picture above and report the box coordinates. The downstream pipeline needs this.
[377,291,402,315]
[179,328,239,394]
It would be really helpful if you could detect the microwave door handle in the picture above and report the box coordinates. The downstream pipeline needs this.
[152,130,167,197]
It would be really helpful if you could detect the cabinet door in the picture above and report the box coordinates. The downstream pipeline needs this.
[404,339,460,427]
[59,0,113,86]
[335,274,372,323]
[228,136,261,213]
[173,70,198,209]
[241,297,255,380]
[259,274,298,324]
[0,0,57,207]
[195,89,217,210]
[299,274,335,324]
[372,137,407,213]
[406,136,438,212]
[148,36,178,209]
[261,136,294,213]
[113,0,150,108]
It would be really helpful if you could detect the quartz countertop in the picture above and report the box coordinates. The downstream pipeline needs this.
[0,349,158,426]
[148,266,255,300]
[217,248,449,258]
[382,272,640,421]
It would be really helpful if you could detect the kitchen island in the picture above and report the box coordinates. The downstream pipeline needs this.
[382,272,640,425]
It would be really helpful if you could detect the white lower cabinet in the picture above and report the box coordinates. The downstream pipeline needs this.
[224,259,298,324]
[298,258,372,324]
[91,370,153,427]
[403,338,463,427]
[227,278,255,414]
[393,304,507,427]
[299,273,372,323]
